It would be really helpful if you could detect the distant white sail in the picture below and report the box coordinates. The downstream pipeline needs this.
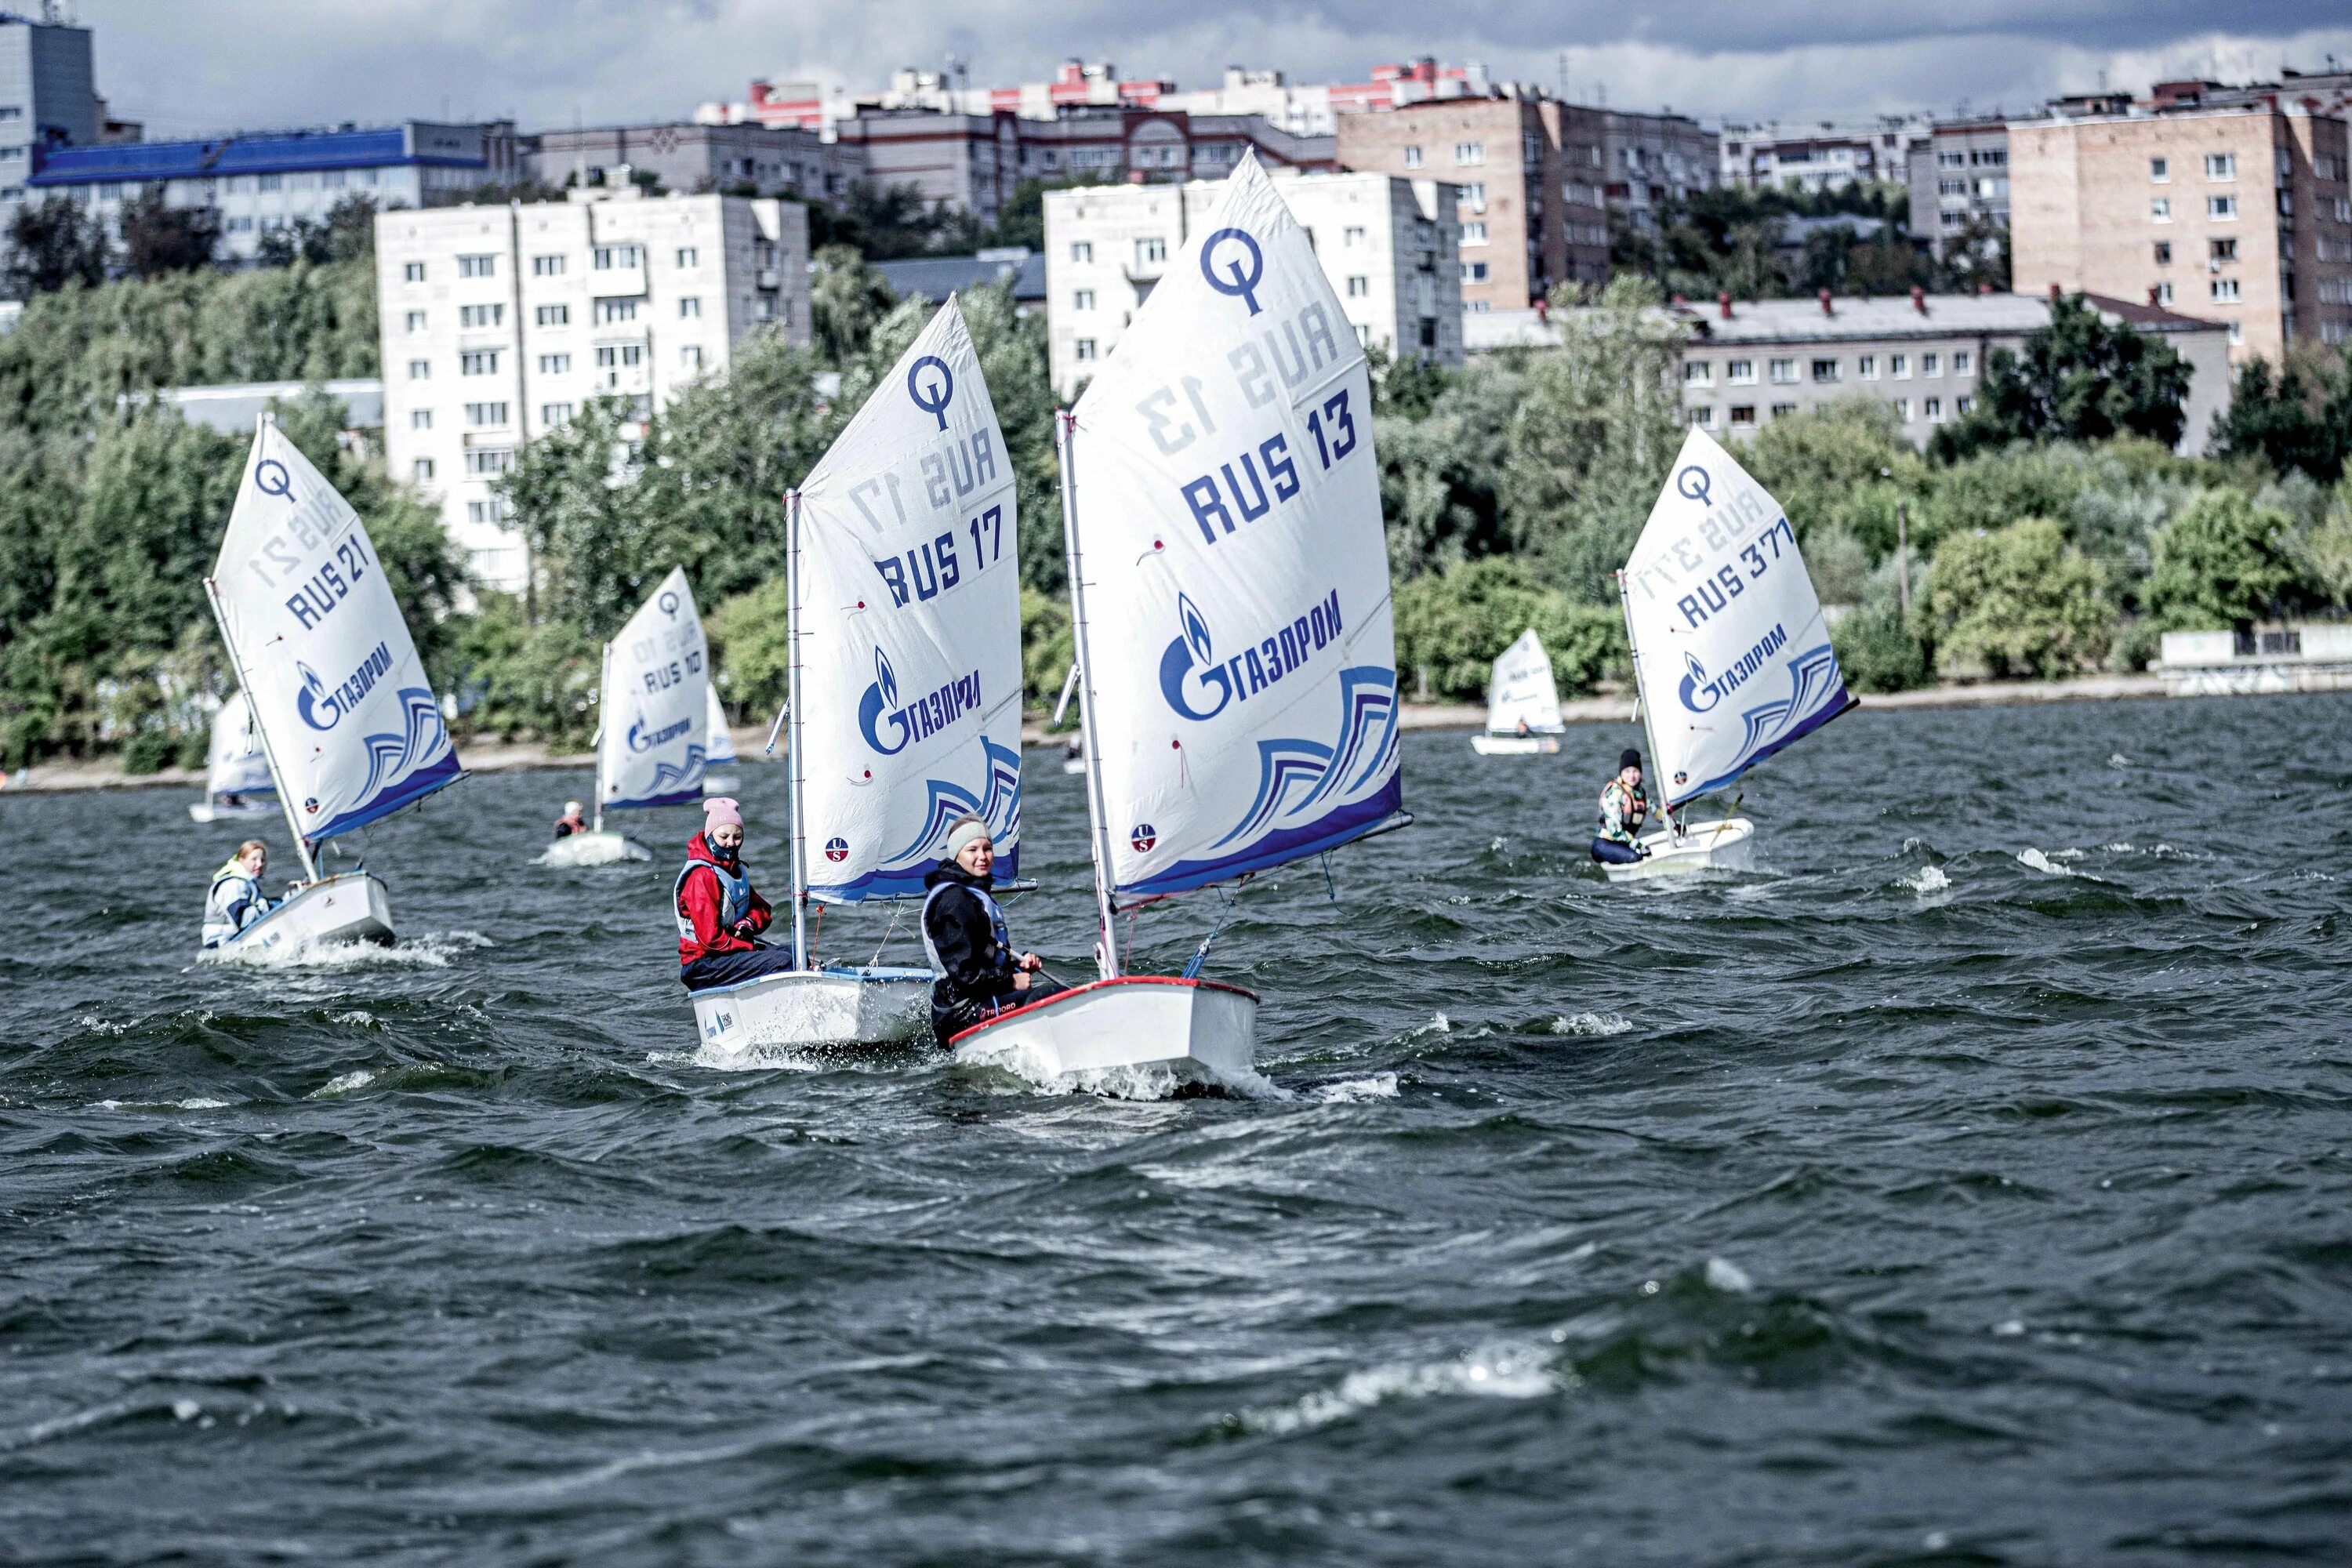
[205,689,275,798]
[208,420,460,843]
[1621,427,1852,808]
[793,296,1023,900]
[1068,153,1400,898]
[597,566,709,811]
[1485,630,1563,735]
[704,684,739,768]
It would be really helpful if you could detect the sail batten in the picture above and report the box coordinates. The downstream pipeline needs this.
[1621,428,1852,809]
[792,298,1024,902]
[597,566,710,811]
[209,420,461,844]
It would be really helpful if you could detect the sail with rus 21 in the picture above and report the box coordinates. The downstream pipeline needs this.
[1610,426,1857,883]
[202,416,466,953]
[950,153,1410,1087]
[686,296,1022,1053]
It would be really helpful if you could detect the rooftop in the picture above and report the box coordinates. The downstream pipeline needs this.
[31,125,486,186]
[1465,291,2227,352]
[876,249,1046,306]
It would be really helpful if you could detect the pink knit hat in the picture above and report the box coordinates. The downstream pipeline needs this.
[702,796,744,832]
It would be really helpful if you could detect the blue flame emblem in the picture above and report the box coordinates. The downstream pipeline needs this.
[874,646,898,708]
[1677,652,1719,713]
[295,661,338,731]
[1158,593,1232,721]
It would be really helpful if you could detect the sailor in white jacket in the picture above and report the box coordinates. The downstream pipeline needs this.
[202,840,275,948]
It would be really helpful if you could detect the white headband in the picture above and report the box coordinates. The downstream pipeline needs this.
[944,818,991,860]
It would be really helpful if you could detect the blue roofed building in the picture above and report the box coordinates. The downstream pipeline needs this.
[28,120,519,262]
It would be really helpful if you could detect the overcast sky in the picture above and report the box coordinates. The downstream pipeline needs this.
[82,1,2352,140]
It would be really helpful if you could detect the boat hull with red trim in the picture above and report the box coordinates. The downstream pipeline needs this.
[949,975,1258,1084]
[689,965,934,1053]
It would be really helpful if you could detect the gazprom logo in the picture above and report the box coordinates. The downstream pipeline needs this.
[1677,624,1789,713]
[296,642,393,731]
[1159,593,1229,720]
[858,644,982,756]
[627,713,691,752]
[1157,588,1343,722]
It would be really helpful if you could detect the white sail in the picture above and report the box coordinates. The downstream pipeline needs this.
[1484,630,1563,735]
[1622,426,1853,808]
[793,296,1023,900]
[597,566,709,811]
[205,689,275,799]
[208,419,460,844]
[1067,154,1400,898]
[704,684,739,768]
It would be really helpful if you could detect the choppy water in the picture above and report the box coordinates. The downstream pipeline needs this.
[5,694,2350,1565]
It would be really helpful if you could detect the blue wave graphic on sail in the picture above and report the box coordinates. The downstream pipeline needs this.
[879,736,1024,869]
[647,744,707,797]
[1735,643,1841,758]
[354,688,452,808]
[1212,666,1399,849]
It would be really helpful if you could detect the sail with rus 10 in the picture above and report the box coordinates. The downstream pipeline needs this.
[1610,426,1856,882]
[202,416,466,951]
[1470,629,1565,755]
[950,151,1410,1087]
[544,565,710,866]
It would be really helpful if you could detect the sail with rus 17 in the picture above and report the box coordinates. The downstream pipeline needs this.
[950,152,1410,1087]
[188,688,278,822]
[201,416,466,953]
[542,566,710,867]
[686,296,1022,1052]
[1469,629,1566,755]
[1609,426,1857,883]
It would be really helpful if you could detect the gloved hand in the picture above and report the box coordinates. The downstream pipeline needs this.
[730,919,760,940]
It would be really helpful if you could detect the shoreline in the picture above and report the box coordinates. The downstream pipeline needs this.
[0,673,2252,797]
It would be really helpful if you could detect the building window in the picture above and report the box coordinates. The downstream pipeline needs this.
[409,409,432,430]
[1684,360,1713,385]
[1889,353,1910,378]
[2150,156,2169,182]
[1768,358,1797,384]
[1073,289,1094,310]
[1454,142,1484,165]
[1893,397,1911,420]
[1345,274,1369,297]
[1461,260,1489,282]
[463,448,512,476]
[1461,181,1486,211]
[1075,338,1098,361]
[407,358,430,380]
[1769,402,1798,419]
[532,255,564,276]
[538,353,571,374]
[1136,236,1167,265]
[1925,396,1944,421]
[466,500,512,526]
[540,402,574,428]
[1810,358,1840,383]
[1461,221,1488,245]
[2211,278,2241,302]
[2210,238,2238,262]
[257,173,281,192]
[1727,359,1755,384]
[1070,241,1092,263]
[2229,321,2244,346]
[464,401,510,426]
[1730,405,1757,428]
[2154,241,2172,265]
[2209,195,2237,220]
[2205,152,2235,180]
[405,310,426,332]
[459,350,499,375]
[403,261,425,282]
[676,296,700,319]
[1921,352,1940,376]
[2156,281,2175,304]
[459,303,503,328]
[535,303,568,326]
[596,298,639,324]
[676,246,699,267]
[1953,350,1972,376]
[593,244,641,269]
[2151,198,2171,222]
[1404,145,1423,169]
[1689,405,1716,430]
[457,253,496,278]
[1957,394,1973,415]
[412,458,434,481]
[593,344,644,369]
[681,344,704,368]
[1857,354,1878,379]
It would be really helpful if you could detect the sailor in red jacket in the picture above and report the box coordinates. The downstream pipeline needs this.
[674,797,796,990]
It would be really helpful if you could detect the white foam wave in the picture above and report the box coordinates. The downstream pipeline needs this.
[93,1097,235,1112]
[1705,1256,1754,1294]
[1897,865,1951,895]
[1410,1012,1450,1037]
[1312,1072,1399,1104]
[1552,1011,1632,1036]
[955,1036,1282,1102]
[1238,1345,1564,1437]
[76,1014,128,1036]
[2016,849,2075,877]
[657,1044,825,1074]
[308,1069,376,1098]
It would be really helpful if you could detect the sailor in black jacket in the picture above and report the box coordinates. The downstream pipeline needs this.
[921,815,1062,1041]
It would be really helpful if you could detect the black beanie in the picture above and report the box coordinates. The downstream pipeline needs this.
[1619,748,1642,771]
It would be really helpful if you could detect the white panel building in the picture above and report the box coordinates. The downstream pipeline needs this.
[376,187,809,589]
[1044,171,1461,398]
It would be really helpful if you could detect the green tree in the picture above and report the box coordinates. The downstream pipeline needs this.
[1928,517,2114,678]
[808,245,896,364]
[118,191,220,278]
[2292,475,2352,609]
[1392,556,1625,700]
[6,195,108,295]
[1933,293,2191,459]
[1830,603,1932,693]
[2143,489,2306,630]
[2206,347,2350,484]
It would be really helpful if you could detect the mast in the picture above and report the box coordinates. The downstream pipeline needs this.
[1617,568,1675,840]
[784,488,811,970]
[205,574,319,884]
[1055,410,1120,980]
[592,639,611,834]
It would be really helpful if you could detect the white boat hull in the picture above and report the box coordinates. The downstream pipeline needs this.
[949,975,1259,1085]
[538,829,652,866]
[1060,757,1086,775]
[1599,817,1757,883]
[688,966,934,1051]
[1470,732,1562,756]
[187,800,278,823]
[209,872,394,955]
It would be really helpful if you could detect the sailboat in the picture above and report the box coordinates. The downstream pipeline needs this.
[1469,629,1566,755]
[543,566,708,867]
[1606,426,1856,883]
[686,296,1018,1051]
[702,684,741,794]
[201,416,465,953]
[949,153,1408,1085]
[187,689,278,822]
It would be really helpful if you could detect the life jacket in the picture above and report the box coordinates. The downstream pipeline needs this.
[202,859,265,947]
[1596,777,1649,844]
[921,879,1011,982]
[673,848,754,943]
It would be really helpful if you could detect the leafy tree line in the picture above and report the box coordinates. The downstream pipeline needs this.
[1610,180,2009,306]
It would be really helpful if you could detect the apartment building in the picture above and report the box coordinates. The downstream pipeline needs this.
[0,9,98,221]
[1598,108,1719,235]
[1907,119,2010,254]
[1720,118,1929,191]
[528,121,860,204]
[2009,100,2352,361]
[376,187,810,588]
[1336,94,1606,312]
[31,122,518,262]
[1162,60,1499,137]
[1043,171,1462,398]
